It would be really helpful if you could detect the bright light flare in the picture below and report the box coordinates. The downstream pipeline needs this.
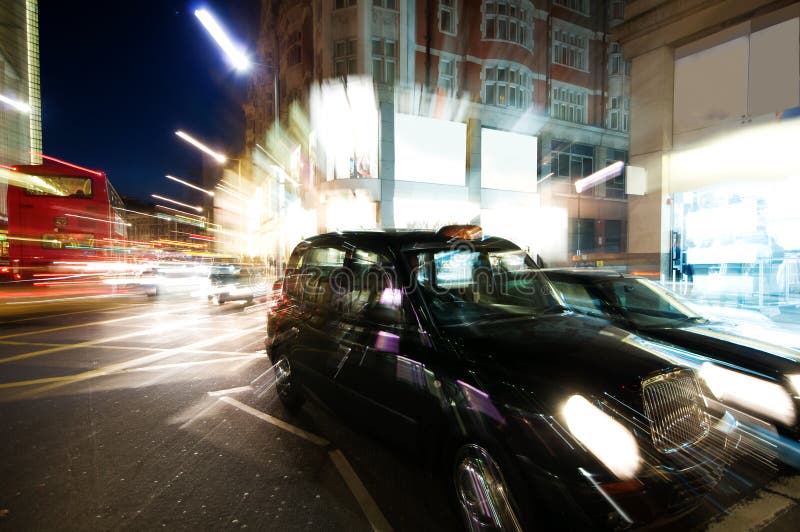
[166,174,215,196]
[700,362,796,426]
[194,8,251,71]
[0,93,30,113]
[152,194,203,213]
[575,161,625,193]
[563,395,641,480]
[175,131,227,163]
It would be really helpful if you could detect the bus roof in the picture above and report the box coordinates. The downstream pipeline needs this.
[11,162,106,179]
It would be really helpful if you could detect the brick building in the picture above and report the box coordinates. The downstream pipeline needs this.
[241,0,630,266]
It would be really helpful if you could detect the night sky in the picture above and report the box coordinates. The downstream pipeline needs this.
[38,0,260,203]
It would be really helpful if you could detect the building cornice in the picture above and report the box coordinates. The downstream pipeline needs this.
[613,0,796,58]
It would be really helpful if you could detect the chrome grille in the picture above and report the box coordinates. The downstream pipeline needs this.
[642,370,711,453]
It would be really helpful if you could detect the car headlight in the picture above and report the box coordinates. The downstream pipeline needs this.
[563,395,641,480]
[700,362,796,426]
[789,375,800,396]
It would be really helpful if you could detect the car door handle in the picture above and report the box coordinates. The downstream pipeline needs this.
[333,345,351,379]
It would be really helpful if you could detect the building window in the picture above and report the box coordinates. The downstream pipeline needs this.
[550,140,594,184]
[604,149,627,199]
[483,64,531,110]
[610,0,624,20]
[287,32,302,66]
[553,0,589,15]
[438,58,455,94]
[608,42,630,76]
[439,0,456,35]
[334,39,357,78]
[551,85,587,124]
[373,0,398,9]
[372,38,397,85]
[607,97,629,132]
[483,0,533,50]
[335,0,357,8]
[553,27,587,71]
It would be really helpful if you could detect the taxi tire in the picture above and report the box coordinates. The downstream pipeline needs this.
[274,355,304,412]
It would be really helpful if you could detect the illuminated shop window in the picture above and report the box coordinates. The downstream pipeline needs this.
[440,0,457,35]
[482,64,532,110]
[553,27,587,71]
[372,38,397,84]
[551,85,586,124]
[334,39,357,77]
[482,0,533,50]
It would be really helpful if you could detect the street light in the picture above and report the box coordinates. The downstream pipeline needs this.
[166,174,215,196]
[194,8,251,72]
[151,194,203,213]
[175,130,227,163]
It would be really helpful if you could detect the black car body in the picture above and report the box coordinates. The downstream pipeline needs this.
[267,230,731,530]
[545,268,800,445]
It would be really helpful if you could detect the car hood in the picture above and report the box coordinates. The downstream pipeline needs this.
[443,313,690,412]
[643,324,800,379]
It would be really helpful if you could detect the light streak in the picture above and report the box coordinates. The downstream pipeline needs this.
[30,152,104,176]
[575,161,625,193]
[0,93,31,113]
[152,194,203,212]
[166,174,215,196]
[154,204,206,219]
[65,213,131,226]
[194,8,251,71]
[175,130,226,163]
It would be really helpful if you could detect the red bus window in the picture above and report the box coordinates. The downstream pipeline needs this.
[24,175,93,198]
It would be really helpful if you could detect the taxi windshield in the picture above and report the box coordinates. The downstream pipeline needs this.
[406,246,565,326]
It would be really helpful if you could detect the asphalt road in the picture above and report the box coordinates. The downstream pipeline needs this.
[0,291,799,531]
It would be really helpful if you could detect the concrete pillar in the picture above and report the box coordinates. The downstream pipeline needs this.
[627,46,674,276]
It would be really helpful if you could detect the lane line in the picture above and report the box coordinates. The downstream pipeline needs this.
[208,386,253,396]
[0,325,264,390]
[0,340,266,358]
[215,395,392,531]
[218,396,330,446]
[119,355,266,373]
[0,303,135,325]
[0,318,207,364]
[328,449,394,532]
[0,301,203,340]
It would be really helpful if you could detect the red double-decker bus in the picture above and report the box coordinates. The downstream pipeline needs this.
[2,158,127,281]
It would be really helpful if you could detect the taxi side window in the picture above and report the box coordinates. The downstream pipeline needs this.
[298,246,346,310]
[339,248,404,327]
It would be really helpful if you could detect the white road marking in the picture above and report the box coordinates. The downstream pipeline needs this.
[120,355,266,373]
[218,395,330,446]
[705,475,800,531]
[207,385,254,397]
[216,395,392,531]
[328,449,394,532]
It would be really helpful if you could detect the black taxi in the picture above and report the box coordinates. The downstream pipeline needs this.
[266,226,730,530]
